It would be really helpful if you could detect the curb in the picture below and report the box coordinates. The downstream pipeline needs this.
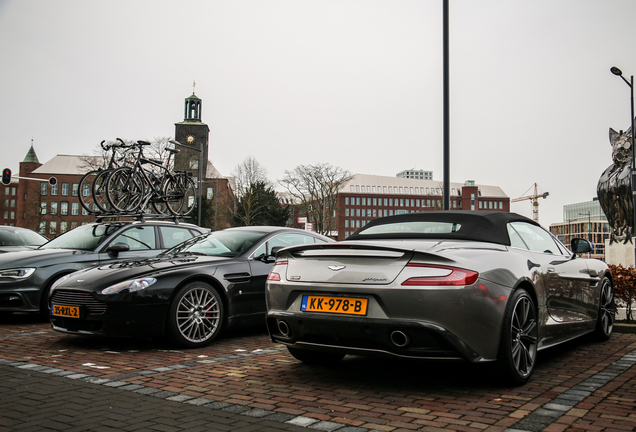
[614,322,636,334]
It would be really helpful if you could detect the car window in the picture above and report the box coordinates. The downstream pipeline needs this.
[254,233,324,258]
[0,229,47,246]
[109,226,156,251]
[507,225,528,250]
[41,223,123,250]
[509,222,564,255]
[160,226,195,249]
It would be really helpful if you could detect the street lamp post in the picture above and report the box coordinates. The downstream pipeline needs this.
[579,211,591,257]
[611,67,635,261]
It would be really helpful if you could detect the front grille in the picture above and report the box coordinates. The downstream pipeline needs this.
[50,289,107,315]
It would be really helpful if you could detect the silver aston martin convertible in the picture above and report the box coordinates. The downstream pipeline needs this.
[265,211,614,385]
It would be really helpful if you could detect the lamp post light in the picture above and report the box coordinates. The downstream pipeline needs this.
[611,67,635,261]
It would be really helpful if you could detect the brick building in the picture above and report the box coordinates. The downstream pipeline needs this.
[289,174,510,240]
[7,93,235,235]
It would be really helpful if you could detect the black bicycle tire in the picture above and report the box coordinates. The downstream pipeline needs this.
[78,170,99,214]
[106,167,146,213]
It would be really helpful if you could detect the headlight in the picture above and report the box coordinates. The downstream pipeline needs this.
[101,278,157,295]
[50,274,70,290]
[0,268,36,279]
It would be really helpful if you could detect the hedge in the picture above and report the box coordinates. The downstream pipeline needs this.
[608,264,636,322]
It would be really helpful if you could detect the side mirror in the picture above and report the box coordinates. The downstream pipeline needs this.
[108,242,130,256]
[570,238,592,255]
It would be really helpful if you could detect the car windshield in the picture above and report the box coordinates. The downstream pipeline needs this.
[357,221,462,236]
[40,224,124,251]
[163,230,266,258]
[0,229,48,246]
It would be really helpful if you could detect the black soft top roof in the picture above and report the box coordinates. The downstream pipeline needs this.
[346,211,539,246]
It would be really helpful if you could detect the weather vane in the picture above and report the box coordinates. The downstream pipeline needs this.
[193,80,196,95]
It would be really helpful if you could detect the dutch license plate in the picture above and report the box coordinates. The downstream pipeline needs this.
[51,304,80,318]
[301,295,368,315]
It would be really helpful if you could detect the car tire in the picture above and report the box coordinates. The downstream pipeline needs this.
[592,276,614,341]
[498,288,538,386]
[167,282,224,348]
[287,347,345,365]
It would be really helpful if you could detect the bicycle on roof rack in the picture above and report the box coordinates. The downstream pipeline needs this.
[78,138,133,215]
[105,140,196,216]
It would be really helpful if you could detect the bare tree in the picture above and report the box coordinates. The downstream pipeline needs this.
[279,163,351,236]
[232,156,270,198]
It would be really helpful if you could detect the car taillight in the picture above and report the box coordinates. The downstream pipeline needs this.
[402,264,479,286]
[267,260,288,282]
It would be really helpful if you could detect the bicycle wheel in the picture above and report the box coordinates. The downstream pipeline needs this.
[164,175,196,216]
[78,170,99,214]
[92,169,114,213]
[106,167,145,213]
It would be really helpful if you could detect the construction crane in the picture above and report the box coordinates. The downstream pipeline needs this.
[512,183,549,222]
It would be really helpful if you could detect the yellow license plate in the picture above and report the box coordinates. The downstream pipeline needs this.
[52,304,80,318]
[301,295,368,315]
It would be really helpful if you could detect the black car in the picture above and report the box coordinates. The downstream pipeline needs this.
[0,220,207,315]
[49,227,333,348]
[0,226,48,254]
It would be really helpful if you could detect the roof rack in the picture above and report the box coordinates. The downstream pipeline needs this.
[94,212,188,224]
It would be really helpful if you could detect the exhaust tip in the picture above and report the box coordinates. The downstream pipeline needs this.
[390,330,410,348]
[278,320,290,337]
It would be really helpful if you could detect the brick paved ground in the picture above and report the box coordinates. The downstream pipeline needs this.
[1,313,635,432]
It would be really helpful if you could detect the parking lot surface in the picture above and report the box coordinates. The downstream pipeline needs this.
[1,314,635,432]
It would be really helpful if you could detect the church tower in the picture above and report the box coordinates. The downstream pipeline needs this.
[174,89,210,180]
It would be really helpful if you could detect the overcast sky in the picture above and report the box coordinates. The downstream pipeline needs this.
[1,0,636,227]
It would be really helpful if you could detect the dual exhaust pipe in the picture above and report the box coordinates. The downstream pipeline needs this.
[277,319,411,348]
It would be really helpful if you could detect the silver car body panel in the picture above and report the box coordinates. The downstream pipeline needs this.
[266,237,606,362]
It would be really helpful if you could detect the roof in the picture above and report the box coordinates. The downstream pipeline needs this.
[346,211,538,245]
[22,145,39,163]
[341,174,508,198]
[32,155,93,175]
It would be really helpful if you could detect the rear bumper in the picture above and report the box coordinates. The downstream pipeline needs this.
[267,311,493,362]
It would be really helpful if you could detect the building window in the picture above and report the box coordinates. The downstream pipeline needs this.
[62,183,69,196]
[50,202,58,215]
[82,183,90,196]
[41,183,48,196]
[39,221,46,234]
[40,202,47,214]
[207,187,214,199]
[51,183,58,195]
[60,221,67,233]
[49,221,57,236]
[61,202,68,215]
[10,199,15,208]
[72,183,79,196]
[71,202,79,215]
[71,222,78,230]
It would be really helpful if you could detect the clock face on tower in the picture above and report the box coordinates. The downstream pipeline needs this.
[186,135,195,144]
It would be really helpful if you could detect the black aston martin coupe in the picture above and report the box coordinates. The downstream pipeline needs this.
[49,226,332,347]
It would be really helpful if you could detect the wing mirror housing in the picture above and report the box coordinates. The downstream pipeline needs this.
[257,246,284,263]
[108,242,130,256]
[570,238,592,255]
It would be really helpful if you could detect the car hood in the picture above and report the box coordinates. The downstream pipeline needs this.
[0,246,40,254]
[0,248,92,269]
[54,254,232,291]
